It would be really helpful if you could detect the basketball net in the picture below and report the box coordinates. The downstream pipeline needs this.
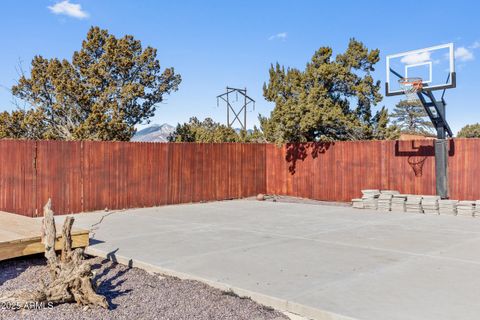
[398,77,423,102]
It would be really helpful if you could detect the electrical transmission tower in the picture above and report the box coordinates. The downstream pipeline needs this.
[216,87,255,131]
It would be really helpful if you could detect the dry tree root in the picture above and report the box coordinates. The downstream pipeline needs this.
[0,199,108,309]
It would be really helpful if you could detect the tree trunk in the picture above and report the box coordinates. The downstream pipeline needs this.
[0,199,108,309]
[41,199,57,266]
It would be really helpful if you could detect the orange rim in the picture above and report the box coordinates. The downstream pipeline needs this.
[399,78,423,90]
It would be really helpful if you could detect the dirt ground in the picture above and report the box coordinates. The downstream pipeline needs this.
[0,255,288,320]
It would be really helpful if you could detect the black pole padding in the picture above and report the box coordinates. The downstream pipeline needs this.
[435,139,449,199]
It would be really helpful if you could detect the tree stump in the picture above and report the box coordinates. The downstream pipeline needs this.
[0,199,108,309]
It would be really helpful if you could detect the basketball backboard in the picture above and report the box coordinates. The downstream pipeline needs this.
[385,43,455,96]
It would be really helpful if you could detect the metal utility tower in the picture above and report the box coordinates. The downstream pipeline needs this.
[217,87,255,131]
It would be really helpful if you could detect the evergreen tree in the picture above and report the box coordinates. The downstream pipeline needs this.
[260,39,382,143]
[372,106,399,140]
[169,117,240,142]
[243,126,266,143]
[0,109,46,139]
[390,100,434,134]
[5,26,181,141]
[457,123,480,138]
[169,117,266,143]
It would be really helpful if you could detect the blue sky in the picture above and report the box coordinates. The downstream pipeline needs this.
[0,0,478,134]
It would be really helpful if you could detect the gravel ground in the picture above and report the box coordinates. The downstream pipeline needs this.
[0,256,288,320]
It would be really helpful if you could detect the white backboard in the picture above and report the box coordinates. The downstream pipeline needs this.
[386,43,455,96]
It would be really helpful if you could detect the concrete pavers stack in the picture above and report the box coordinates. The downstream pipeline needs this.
[438,200,458,216]
[361,190,380,210]
[352,198,364,209]
[457,201,475,217]
[377,193,393,211]
[421,196,440,215]
[391,194,407,212]
[406,195,423,213]
[380,190,400,196]
[352,190,479,219]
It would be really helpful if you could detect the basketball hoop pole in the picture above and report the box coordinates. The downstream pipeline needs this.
[416,90,452,198]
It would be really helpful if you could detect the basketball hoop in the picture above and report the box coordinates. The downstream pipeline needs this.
[398,77,423,102]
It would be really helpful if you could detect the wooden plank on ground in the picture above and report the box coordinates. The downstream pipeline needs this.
[0,211,89,261]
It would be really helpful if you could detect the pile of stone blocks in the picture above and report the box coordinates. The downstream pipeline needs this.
[352,198,364,209]
[375,191,398,212]
[406,195,423,213]
[421,196,440,215]
[351,190,479,218]
[457,201,475,217]
[391,194,407,212]
[361,190,380,210]
[438,200,458,215]
[377,193,393,211]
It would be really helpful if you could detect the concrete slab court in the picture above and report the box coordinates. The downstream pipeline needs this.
[54,200,480,320]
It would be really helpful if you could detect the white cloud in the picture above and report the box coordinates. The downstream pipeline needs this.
[400,52,431,65]
[268,32,287,41]
[455,46,474,62]
[48,1,89,19]
[470,41,480,49]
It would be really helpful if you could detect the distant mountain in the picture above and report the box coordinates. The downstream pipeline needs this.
[132,123,175,142]
[132,124,257,142]
[234,128,254,134]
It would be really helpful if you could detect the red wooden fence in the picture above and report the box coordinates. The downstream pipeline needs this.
[0,141,266,216]
[266,139,480,202]
[1,139,479,216]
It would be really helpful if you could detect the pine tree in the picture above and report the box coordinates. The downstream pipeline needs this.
[169,118,266,143]
[260,39,382,143]
[5,26,181,141]
[390,100,434,135]
[372,106,399,140]
[168,117,240,142]
[457,123,480,138]
[0,109,46,139]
